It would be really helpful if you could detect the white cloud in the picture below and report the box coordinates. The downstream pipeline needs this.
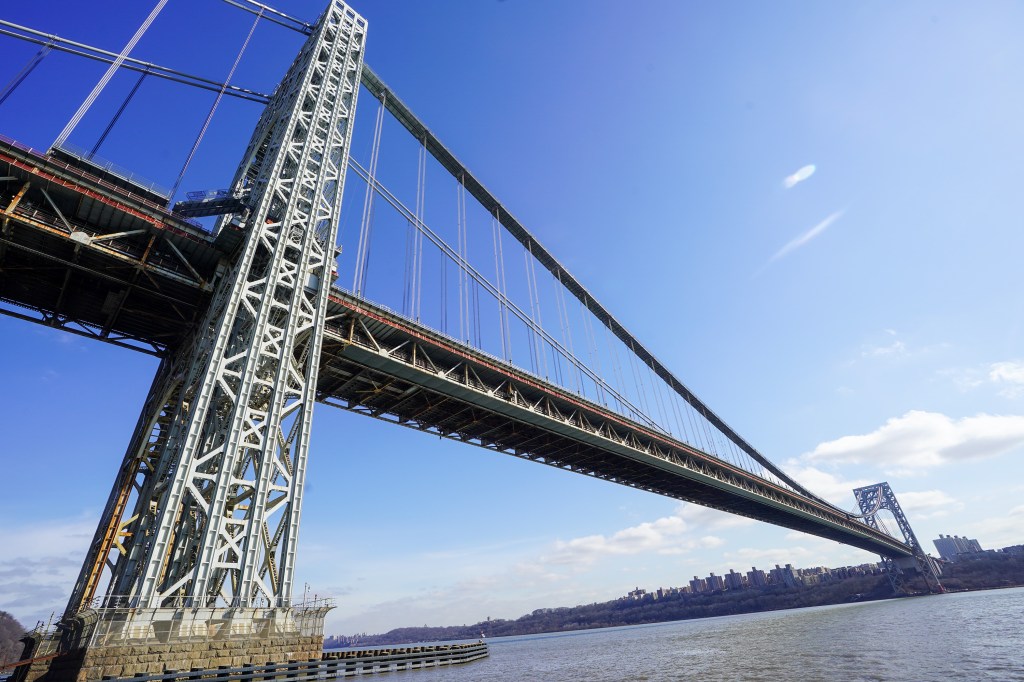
[990,361,1024,398]
[317,502,749,634]
[896,490,962,520]
[763,209,845,269]
[0,514,96,627]
[785,463,872,507]
[783,164,816,189]
[805,410,1024,476]
[544,504,734,567]
[963,504,1024,549]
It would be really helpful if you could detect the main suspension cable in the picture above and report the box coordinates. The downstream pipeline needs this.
[0,21,269,103]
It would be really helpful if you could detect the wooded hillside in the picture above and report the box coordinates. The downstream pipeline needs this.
[0,611,26,667]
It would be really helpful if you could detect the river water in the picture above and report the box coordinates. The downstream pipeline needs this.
[384,587,1024,681]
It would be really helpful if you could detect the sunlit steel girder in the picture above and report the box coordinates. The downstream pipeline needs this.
[317,290,913,559]
[853,482,943,593]
[62,1,366,617]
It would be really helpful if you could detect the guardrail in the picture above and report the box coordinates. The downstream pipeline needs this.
[98,642,489,680]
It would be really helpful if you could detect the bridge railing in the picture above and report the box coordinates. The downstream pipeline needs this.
[0,134,204,231]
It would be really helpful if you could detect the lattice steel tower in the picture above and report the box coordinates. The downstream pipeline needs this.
[852,482,943,594]
[64,1,366,617]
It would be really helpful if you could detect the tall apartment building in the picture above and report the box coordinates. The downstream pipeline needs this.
[706,572,726,591]
[933,534,984,561]
[746,567,768,587]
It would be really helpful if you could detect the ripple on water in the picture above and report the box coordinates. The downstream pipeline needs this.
[397,588,1024,682]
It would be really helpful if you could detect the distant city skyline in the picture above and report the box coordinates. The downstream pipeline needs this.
[2,0,1024,636]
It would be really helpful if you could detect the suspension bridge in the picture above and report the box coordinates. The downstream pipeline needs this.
[0,1,940,679]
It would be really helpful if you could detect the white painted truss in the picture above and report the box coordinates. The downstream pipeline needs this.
[66,1,366,614]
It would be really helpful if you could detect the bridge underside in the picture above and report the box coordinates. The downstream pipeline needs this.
[0,137,233,354]
[0,135,913,564]
[317,291,912,559]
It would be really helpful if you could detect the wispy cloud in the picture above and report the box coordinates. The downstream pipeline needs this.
[783,164,816,189]
[861,329,906,359]
[771,210,844,262]
[990,361,1024,398]
[939,359,1024,397]
[755,209,845,276]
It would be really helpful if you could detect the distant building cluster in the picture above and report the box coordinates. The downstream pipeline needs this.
[932,534,983,562]
[621,561,886,601]
[931,533,1024,563]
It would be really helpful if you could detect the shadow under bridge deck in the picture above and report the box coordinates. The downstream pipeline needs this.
[318,290,913,560]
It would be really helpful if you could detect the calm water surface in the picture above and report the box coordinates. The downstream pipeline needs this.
[384,587,1024,681]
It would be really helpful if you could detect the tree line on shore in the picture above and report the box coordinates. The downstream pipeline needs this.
[325,554,1024,648]
[0,611,26,668]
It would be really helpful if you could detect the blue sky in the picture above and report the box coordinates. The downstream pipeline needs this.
[2,0,1024,635]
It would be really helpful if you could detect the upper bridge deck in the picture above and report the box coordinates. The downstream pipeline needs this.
[0,135,912,560]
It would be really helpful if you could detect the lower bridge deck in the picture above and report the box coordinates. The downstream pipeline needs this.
[317,291,913,559]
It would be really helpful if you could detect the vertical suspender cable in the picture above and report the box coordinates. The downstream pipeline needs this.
[581,303,606,406]
[52,0,169,150]
[402,214,414,315]
[0,41,53,107]
[686,398,708,454]
[626,343,650,423]
[495,209,511,360]
[491,214,507,361]
[526,244,548,379]
[668,390,690,446]
[606,328,627,407]
[648,365,670,434]
[440,247,448,334]
[90,68,148,158]
[456,175,468,342]
[413,140,426,320]
[555,275,580,395]
[169,9,261,200]
[473,278,482,348]
[353,94,385,295]
[524,248,538,373]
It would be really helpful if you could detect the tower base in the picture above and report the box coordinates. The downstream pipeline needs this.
[13,604,331,682]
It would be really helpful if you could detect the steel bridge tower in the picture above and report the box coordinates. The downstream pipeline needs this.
[64,1,365,620]
[852,482,944,594]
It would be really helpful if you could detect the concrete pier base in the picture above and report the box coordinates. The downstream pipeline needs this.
[12,604,330,682]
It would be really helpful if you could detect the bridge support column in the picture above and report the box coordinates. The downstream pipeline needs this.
[42,2,367,678]
[852,482,943,595]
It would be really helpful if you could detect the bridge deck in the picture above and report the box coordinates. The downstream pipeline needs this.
[318,291,911,558]
[0,136,912,560]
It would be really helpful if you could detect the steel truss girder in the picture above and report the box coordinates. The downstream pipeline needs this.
[852,482,944,594]
[315,292,913,558]
[65,2,366,617]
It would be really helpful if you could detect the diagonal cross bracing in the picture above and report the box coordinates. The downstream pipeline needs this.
[63,1,367,616]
